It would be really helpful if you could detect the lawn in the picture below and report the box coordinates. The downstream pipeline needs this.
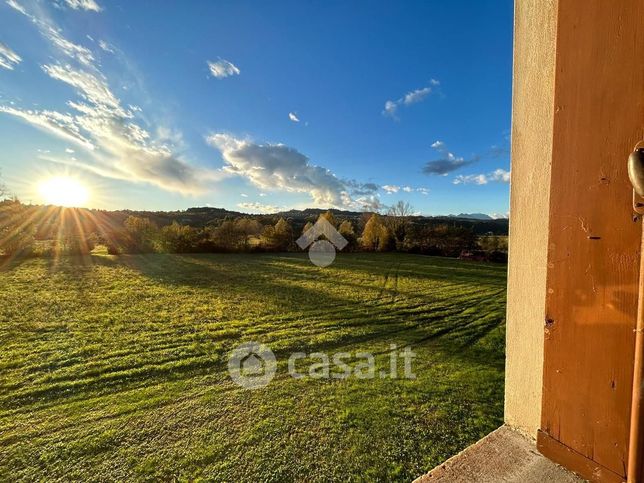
[0,252,507,482]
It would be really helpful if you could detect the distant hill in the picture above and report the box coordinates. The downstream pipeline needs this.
[181,207,509,235]
[3,202,510,239]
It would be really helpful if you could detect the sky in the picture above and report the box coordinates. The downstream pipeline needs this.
[0,0,513,217]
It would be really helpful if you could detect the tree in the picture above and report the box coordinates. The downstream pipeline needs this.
[234,218,263,250]
[412,224,476,257]
[274,218,293,250]
[385,201,414,249]
[161,222,200,253]
[319,210,337,227]
[116,216,159,253]
[0,200,34,256]
[338,220,357,250]
[361,214,393,251]
[302,221,313,236]
[56,232,97,256]
[262,218,293,251]
[211,220,245,251]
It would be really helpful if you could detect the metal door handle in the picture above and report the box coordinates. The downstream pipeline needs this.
[629,142,644,214]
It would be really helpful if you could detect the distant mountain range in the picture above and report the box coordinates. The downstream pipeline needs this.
[450,213,508,221]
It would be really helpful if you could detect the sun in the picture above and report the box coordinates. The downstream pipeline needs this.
[38,176,90,208]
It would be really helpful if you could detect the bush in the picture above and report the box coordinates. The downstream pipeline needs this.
[0,227,34,257]
[121,216,159,253]
[0,200,35,257]
[160,222,201,253]
[56,233,98,255]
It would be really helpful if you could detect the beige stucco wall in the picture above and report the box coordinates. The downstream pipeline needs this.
[504,0,557,438]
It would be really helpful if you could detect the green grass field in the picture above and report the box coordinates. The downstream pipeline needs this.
[0,252,506,482]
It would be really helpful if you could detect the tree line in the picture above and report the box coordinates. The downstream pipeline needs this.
[0,199,507,261]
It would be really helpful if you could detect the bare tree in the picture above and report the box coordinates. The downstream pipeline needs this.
[385,201,414,248]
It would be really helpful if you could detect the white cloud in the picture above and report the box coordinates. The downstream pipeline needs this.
[453,174,488,185]
[238,201,282,214]
[382,185,400,194]
[288,112,300,123]
[403,87,431,105]
[491,168,511,183]
[353,195,383,212]
[207,59,240,79]
[240,193,248,197]
[453,169,511,185]
[65,147,75,153]
[0,42,21,70]
[383,80,439,119]
[207,134,380,209]
[59,0,102,11]
[382,184,429,196]
[0,4,218,195]
[383,100,398,119]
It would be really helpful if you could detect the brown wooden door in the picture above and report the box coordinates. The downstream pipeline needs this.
[536,1,644,482]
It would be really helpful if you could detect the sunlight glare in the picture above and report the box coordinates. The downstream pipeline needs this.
[38,177,90,208]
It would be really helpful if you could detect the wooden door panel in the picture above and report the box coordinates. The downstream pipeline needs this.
[538,0,644,479]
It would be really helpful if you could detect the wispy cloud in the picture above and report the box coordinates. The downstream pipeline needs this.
[207,134,380,210]
[382,184,429,195]
[207,59,240,79]
[453,169,510,185]
[423,140,476,175]
[6,0,27,14]
[58,0,102,12]
[7,0,95,66]
[383,80,440,120]
[98,39,114,53]
[288,112,300,123]
[0,1,219,195]
[0,42,21,70]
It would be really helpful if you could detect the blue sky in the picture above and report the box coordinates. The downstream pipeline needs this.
[0,0,513,216]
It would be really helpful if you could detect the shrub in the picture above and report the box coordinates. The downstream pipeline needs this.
[161,222,201,253]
